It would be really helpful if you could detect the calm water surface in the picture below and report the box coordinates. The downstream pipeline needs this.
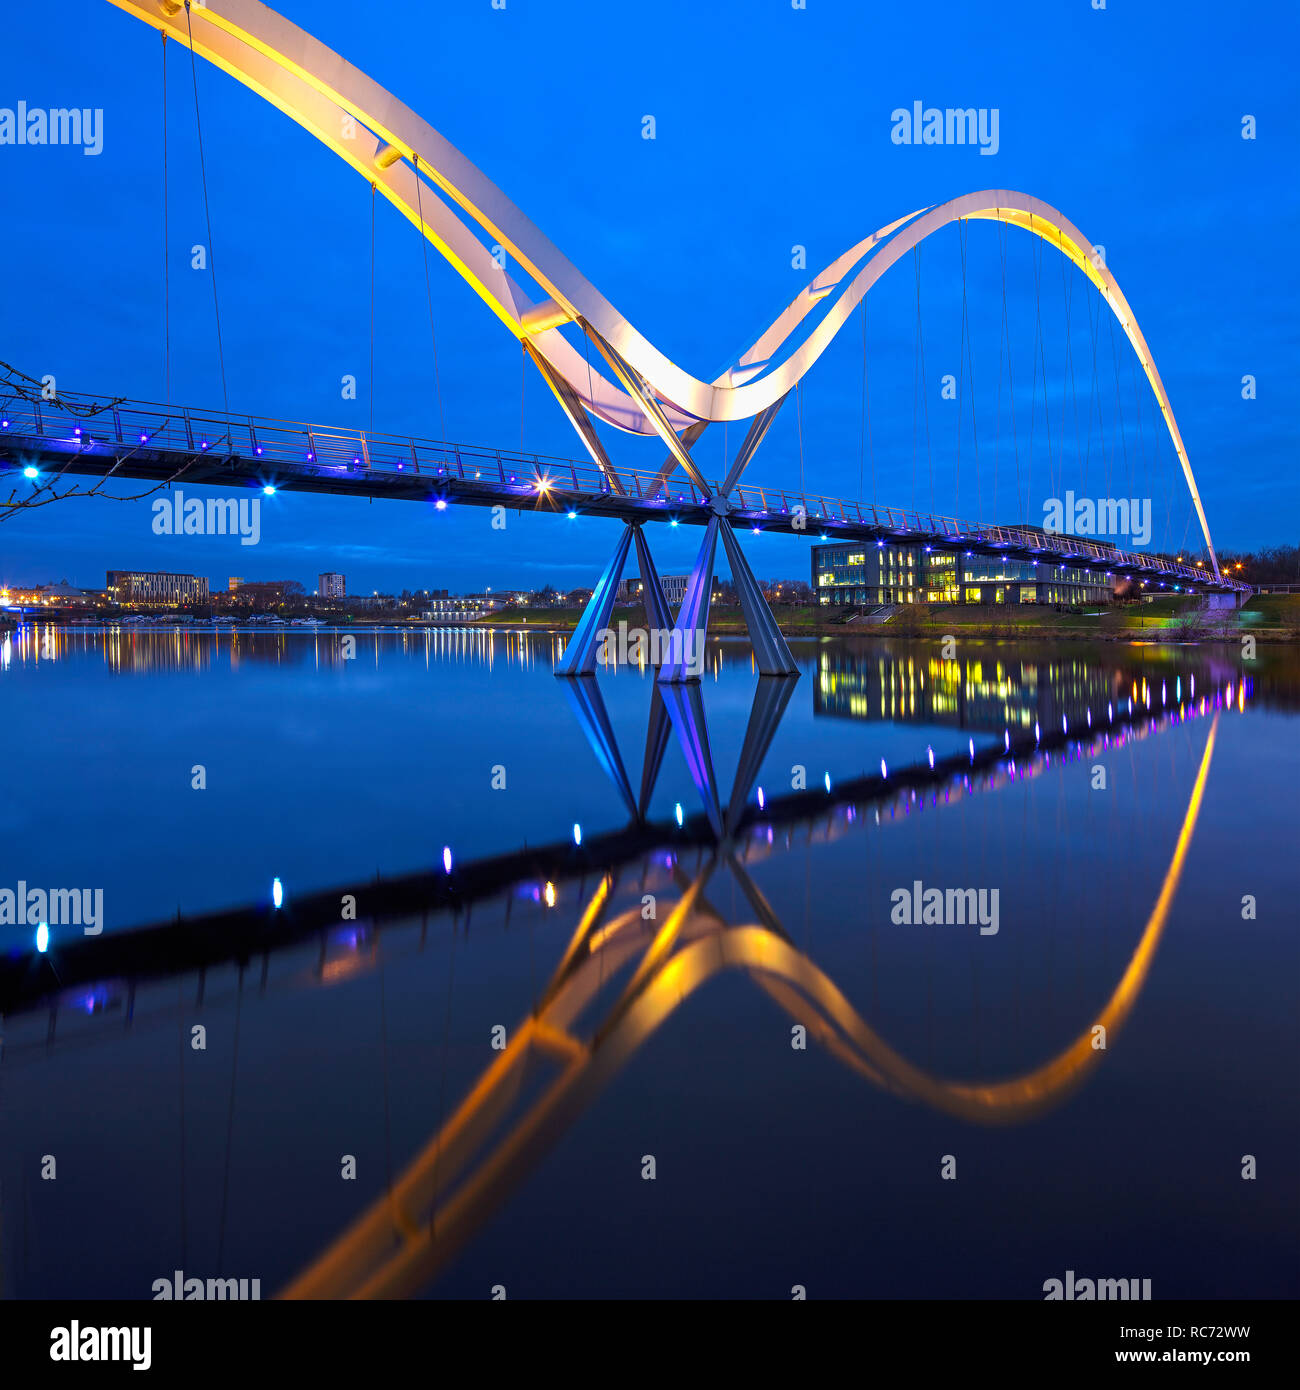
[1,625,1296,1298]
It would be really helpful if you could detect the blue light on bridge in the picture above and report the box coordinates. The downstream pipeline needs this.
[442,846,452,874]
[263,485,276,496]
[435,499,448,510]
[757,786,765,809]
[23,465,38,479]
[567,510,577,519]
[36,922,49,953]
[573,823,582,846]
[272,877,284,909]
[824,772,831,792]
[675,802,683,826]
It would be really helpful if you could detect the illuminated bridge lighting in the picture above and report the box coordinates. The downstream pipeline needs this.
[442,846,453,874]
[272,877,284,909]
[35,921,49,953]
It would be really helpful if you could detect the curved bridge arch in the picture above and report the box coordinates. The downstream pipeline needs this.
[281,715,1218,1297]
[106,1,1218,573]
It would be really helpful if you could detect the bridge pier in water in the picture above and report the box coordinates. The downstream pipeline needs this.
[555,515,798,683]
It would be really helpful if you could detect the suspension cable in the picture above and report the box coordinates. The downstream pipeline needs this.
[1106,308,1130,506]
[860,290,875,507]
[1057,228,1084,505]
[957,218,981,522]
[161,32,171,404]
[412,155,448,440]
[369,182,376,439]
[1028,217,1053,524]
[998,219,1022,524]
[183,1,230,430]
[913,245,934,515]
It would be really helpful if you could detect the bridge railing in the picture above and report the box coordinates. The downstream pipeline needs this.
[0,384,1241,589]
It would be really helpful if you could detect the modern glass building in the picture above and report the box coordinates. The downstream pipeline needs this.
[811,542,1111,607]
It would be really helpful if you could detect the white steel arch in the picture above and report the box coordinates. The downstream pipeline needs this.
[106,0,1220,577]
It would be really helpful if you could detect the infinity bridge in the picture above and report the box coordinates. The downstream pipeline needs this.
[0,382,1237,610]
[1,0,1249,687]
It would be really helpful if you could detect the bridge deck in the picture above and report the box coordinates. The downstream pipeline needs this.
[0,386,1244,592]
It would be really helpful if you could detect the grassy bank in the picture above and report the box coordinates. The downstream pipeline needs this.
[474,594,1300,643]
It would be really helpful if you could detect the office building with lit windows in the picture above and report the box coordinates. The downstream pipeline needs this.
[106,570,209,608]
[811,542,1111,607]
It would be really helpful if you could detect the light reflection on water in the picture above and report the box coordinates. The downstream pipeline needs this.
[0,628,1296,1299]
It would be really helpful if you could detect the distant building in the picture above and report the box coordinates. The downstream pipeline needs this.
[619,574,715,607]
[810,541,1111,607]
[233,580,304,605]
[107,570,209,608]
[228,577,242,592]
[319,572,346,599]
[420,596,497,619]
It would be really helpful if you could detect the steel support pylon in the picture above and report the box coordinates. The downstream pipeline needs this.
[718,521,799,676]
[632,525,673,633]
[658,516,720,684]
[555,523,633,677]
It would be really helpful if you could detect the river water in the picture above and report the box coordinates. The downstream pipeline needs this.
[0,625,1296,1298]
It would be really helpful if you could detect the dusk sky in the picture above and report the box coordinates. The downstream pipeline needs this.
[1,0,1295,594]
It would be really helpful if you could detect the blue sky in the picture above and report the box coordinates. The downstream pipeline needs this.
[1,0,1295,594]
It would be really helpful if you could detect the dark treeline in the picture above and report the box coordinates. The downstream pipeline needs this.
[1220,544,1300,583]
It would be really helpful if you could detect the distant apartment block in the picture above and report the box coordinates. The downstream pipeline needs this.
[107,570,209,608]
[319,572,346,599]
[228,577,243,592]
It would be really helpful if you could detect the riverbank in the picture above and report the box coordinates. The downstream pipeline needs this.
[471,595,1300,644]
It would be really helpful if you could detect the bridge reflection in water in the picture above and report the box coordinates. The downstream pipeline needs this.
[0,647,1235,1298]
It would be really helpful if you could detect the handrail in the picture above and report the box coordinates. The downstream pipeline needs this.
[0,385,1245,591]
